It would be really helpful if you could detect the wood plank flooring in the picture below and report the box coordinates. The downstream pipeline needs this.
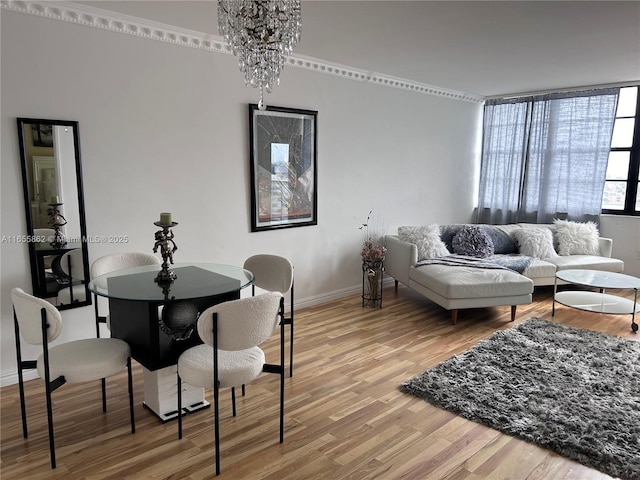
[1,285,638,479]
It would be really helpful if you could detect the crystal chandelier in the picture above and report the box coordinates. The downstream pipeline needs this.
[217,0,301,110]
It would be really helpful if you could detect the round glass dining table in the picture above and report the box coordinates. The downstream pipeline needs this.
[88,262,254,421]
[89,262,254,302]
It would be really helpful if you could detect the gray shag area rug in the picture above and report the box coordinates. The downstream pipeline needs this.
[400,317,640,480]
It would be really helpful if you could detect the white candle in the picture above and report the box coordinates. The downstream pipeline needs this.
[160,212,172,225]
[51,195,60,203]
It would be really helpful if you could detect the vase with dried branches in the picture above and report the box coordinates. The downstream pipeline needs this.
[359,211,386,308]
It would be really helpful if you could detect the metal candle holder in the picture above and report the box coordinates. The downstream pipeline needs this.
[47,202,67,249]
[153,221,178,284]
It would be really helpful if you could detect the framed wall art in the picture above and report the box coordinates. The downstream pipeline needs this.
[249,104,318,232]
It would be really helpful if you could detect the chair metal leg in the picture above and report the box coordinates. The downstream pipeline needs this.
[289,318,294,377]
[41,309,57,469]
[127,357,135,434]
[177,373,183,439]
[289,283,294,377]
[101,378,107,412]
[14,309,28,439]
[94,293,101,338]
[231,387,236,417]
[283,313,294,377]
[17,368,28,439]
[213,314,221,476]
[214,383,220,476]
[45,378,56,469]
[280,300,285,443]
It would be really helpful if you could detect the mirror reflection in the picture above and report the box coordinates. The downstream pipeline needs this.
[17,118,91,310]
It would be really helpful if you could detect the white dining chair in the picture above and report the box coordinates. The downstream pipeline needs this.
[243,254,295,376]
[11,287,135,469]
[176,291,285,475]
[90,252,160,336]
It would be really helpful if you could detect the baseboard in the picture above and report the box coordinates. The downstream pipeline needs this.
[294,277,395,310]
[1,370,38,388]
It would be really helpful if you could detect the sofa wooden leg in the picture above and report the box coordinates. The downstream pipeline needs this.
[510,305,517,322]
[394,280,398,291]
[451,310,457,325]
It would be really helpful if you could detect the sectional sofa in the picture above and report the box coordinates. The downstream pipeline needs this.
[384,221,624,325]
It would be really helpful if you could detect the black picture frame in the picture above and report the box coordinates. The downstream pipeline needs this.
[249,104,318,232]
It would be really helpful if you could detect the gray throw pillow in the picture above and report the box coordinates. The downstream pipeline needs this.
[482,226,518,254]
[398,224,450,261]
[452,225,495,258]
[439,224,464,252]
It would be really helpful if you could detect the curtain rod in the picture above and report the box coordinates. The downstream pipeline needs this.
[484,80,640,101]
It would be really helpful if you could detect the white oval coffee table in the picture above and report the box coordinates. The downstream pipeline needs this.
[552,269,640,332]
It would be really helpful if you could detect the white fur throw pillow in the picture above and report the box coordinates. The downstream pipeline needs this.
[398,224,450,261]
[553,219,600,255]
[512,227,558,259]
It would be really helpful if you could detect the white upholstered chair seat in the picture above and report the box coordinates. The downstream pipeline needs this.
[37,338,130,383]
[178,344,265,389]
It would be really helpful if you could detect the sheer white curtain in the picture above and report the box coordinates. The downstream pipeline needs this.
[476,88,619,225]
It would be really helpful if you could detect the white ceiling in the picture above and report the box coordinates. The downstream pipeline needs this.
[76,0,640,98]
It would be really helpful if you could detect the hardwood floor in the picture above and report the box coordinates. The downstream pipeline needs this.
[2,285,637,479]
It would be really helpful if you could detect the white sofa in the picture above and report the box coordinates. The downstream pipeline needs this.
[384,223,624,325]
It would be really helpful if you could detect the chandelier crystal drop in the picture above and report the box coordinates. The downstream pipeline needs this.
[217,0,302,110]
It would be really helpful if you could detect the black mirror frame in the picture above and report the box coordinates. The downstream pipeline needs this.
[17,117,92,310]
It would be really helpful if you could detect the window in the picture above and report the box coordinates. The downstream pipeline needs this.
[602,86,640,215]
[477,88,619,225]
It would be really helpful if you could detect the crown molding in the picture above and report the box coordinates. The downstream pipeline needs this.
[1,0,484,103]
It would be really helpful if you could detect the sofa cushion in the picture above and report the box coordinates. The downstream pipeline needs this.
[410,264,533,299]
[452,225,494,258]
[482,226,519,254]
[553,219,600,256]
[546,255,624,273]
[398,225,449,260]
[512,227,558,258]
[521,258,557,279]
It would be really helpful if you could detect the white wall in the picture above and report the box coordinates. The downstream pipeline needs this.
[601,216,640,277]
[1,10,481,384]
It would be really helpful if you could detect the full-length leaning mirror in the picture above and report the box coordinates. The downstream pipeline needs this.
[17,118,91,310]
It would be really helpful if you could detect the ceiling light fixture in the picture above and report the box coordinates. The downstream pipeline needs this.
[218,0,301,110]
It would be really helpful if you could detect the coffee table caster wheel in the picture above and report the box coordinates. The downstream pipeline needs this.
[632,322,638,333]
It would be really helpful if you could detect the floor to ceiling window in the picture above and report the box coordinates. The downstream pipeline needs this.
[602,85,640,216]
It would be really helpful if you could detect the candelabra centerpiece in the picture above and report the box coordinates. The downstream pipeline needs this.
[153,212,178,284]
[217,0,302,110]
[47,200,67,249]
